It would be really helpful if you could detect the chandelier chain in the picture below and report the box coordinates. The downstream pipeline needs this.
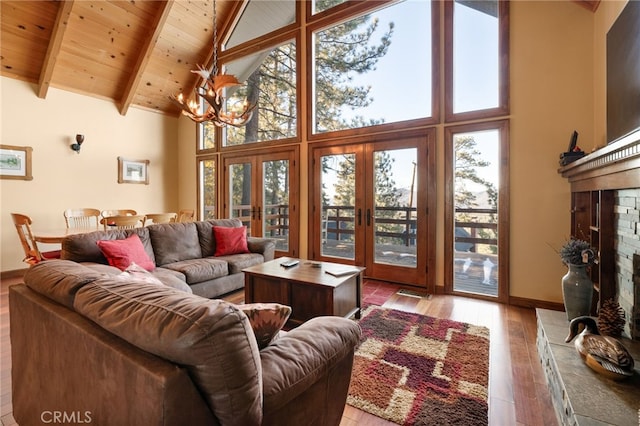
[212,0,218,76]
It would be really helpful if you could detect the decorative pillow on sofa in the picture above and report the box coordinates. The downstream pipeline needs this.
[213,225,250,256]
[96,234,155,271]
[235,303,292,349]
[118,262,163,285]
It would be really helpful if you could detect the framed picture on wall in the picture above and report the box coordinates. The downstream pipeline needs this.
[118,157,149,184]
[0,145,33,181]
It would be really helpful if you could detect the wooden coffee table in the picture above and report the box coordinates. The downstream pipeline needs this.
[243,257,365,327]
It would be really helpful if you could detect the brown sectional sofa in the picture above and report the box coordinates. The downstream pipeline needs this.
[60,218,275,298]
[10,259,362,425]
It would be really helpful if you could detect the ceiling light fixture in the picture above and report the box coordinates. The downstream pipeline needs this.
[170,0,255,127]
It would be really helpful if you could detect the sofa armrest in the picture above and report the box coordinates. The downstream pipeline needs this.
[247,237,276,261]
[259,317,361,415]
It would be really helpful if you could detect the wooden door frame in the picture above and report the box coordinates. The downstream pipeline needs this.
[444,120,509,304]
[221,146,300,258]
[309,128,436,292]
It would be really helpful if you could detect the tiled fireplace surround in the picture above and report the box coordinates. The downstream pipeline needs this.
[616,188,640,340]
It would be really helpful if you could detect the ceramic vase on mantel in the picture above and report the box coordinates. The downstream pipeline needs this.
[561,264,593,320]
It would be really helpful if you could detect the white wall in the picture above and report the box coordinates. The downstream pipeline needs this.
[1,78,179,272]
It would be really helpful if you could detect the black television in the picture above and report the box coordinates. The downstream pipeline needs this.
[606,0,640,144]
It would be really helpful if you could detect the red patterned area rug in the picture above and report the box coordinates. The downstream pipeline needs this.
[347,305,490,425]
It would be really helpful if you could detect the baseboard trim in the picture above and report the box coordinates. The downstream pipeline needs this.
[433,284,564,311]
[509,296,564,311]
[1,268,27,280]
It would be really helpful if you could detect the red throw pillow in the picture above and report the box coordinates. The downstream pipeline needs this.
[96,234,155,271]
[213,225,250,256]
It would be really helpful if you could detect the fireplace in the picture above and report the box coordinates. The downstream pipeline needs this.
[560,130,640,341]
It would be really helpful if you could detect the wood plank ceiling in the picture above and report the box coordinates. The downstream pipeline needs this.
[1,0,599,118]
[1,0,234,117]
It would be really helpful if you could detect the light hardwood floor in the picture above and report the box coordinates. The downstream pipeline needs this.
[0,275,558,426]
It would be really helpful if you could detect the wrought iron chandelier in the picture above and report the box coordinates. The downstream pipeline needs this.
[170,0,255,127]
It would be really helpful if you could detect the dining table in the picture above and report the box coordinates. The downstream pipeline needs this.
[32,227,99,244]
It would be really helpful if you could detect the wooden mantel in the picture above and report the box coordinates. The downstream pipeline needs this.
[558,129,640,192]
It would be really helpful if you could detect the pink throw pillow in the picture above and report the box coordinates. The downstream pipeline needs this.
[96,234,155,271]
[213,226,250,256]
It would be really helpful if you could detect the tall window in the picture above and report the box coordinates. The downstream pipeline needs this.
[198,157,217,220]
[223,41,298,146]
[445,0,509,121]
[312,0,433,134]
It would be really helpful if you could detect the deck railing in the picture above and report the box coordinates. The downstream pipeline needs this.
[225,204,497,250]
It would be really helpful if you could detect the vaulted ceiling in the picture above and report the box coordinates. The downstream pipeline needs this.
[1,0,235,117]
[0,0,600,118]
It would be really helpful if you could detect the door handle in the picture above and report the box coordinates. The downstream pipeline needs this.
[357,208,362,226]
[366,209,371,226]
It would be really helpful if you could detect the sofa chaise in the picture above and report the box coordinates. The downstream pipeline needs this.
[10,260,362,425]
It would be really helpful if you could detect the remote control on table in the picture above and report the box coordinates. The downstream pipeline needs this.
[280,259,299,267]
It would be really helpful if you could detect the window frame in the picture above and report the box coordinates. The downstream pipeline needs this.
[306,0,441,142]
[444,0,510,123]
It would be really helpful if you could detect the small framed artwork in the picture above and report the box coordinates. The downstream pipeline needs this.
[0,145,33,181]
[118,157,149,184]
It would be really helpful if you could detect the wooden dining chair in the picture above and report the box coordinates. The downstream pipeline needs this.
[11,213,61,265]
[177,209,195,223]
[100,215,146,230]
[144,213,177,226]
[64,208,101,229]
[101,209,137,219]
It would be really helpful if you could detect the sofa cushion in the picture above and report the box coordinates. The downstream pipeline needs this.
[161,258,229,284]
[217,253,266,274]
[151,267,193,293]
[148,222,202,266]
[213,226,250,256]
[197,219,243,257]
[236,303,292,349]
[61,228,154,264]
[96,234,155,271]
[73,279,263,425]
[24,260,103,308]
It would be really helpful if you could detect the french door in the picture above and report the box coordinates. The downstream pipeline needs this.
[222,147,299,257]
[310,131,435,288]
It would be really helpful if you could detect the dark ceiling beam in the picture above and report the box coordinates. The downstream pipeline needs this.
[37,0,74,99]
[119,0,174,116]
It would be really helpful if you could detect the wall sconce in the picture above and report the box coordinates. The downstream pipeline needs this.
[70,134,84,153]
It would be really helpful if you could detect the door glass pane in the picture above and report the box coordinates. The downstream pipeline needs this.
[224,41,297,146]
[320,153,356,260]
[373,148,417,267]
[199,159,216,219]
[453,129,499,296]
[229,163,252,234]
[453,0,499,113]
[263,159,289,251]
[312,0,432,134]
